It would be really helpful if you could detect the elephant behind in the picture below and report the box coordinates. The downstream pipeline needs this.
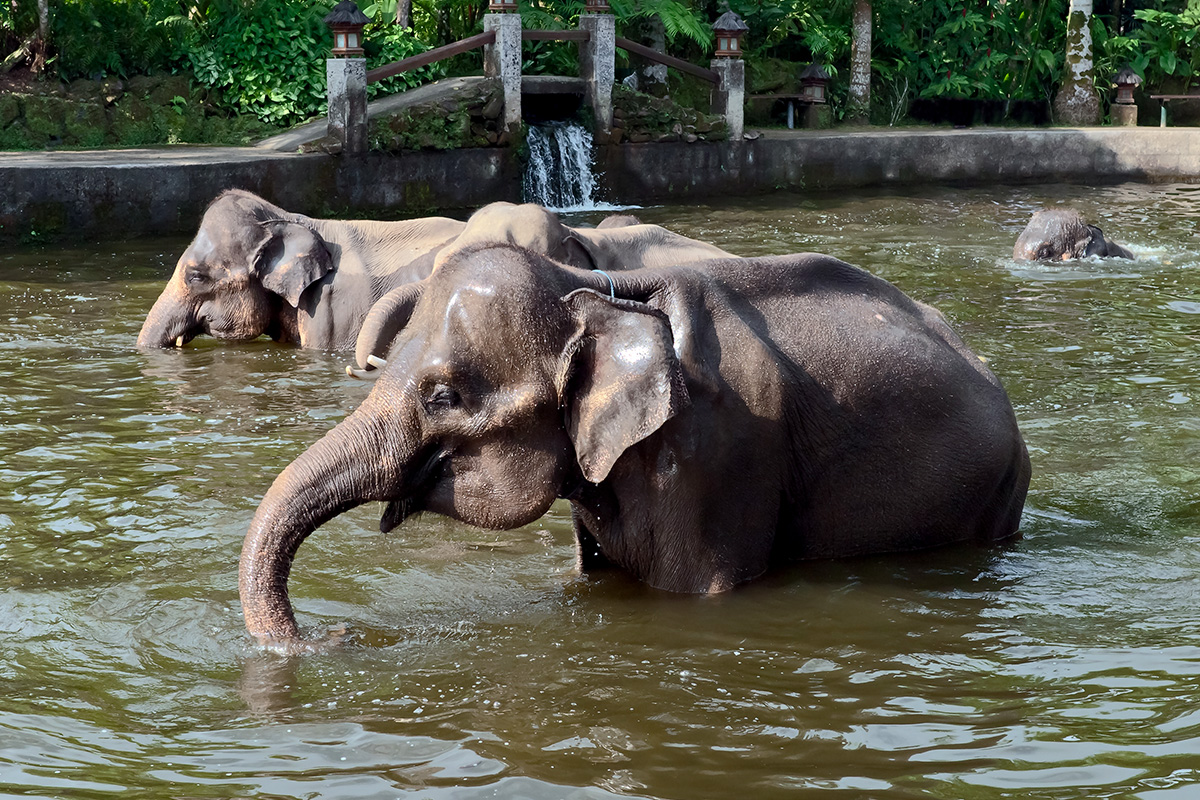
[239,243,1031,650]
[137,190,467,351]
[1013,208,1134,261]
[349,202,737,375]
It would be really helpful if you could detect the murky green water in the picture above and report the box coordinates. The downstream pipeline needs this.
[2,183,1199,799]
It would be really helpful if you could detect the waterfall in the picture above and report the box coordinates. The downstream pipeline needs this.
[523,122,612,212]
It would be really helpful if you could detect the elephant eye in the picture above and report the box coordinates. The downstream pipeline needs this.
[185,266,211,286]
[424,383,460,411]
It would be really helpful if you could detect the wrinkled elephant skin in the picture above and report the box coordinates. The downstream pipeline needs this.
[239,246,1032,650]
[137,189,465,351]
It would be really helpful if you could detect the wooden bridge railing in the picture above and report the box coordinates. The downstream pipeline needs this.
[326,5,749,153]
[366,30,495,85]
[614,36,719,85]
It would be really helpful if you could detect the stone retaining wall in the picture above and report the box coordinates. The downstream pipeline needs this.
[0,127,1196,244]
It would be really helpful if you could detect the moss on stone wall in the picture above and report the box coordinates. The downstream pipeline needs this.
[0,73,276,150]
[368,79,509,152]
[611,85,727,144]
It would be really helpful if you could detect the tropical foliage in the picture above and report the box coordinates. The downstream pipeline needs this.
[0,0,1195,129]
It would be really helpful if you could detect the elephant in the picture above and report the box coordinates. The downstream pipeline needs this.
[137,189,466,350]
[595,213,643,229]
[238,243,1031,650]
[347,201,737,376]
[1013,208,1134,261]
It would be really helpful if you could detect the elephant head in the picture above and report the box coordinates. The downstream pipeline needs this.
[137,190,334,348]
[1013,208,1134,261]
[240,244,685,647]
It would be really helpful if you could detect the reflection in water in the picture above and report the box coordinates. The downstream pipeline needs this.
[1,184,1199,798]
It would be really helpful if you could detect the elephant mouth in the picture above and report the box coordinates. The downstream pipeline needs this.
[380,497,418,533]
[378,445,449,533]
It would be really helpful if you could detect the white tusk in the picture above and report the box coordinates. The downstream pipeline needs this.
[175,335,185,348]
[346,365,380,380]
[366,354,387,370]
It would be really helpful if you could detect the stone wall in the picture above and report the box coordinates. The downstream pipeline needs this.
[601,128,1200,200]
[0,127,1197,244]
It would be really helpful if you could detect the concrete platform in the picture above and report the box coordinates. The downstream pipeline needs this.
[0,126,1196,245]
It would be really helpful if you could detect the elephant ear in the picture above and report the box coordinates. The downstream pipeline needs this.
[561,288,689,484]
[355,282,424,371]
[561,232,600,270]
[257,220,334,307]
[1083,225,1109,258]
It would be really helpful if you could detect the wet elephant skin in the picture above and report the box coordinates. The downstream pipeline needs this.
[238,244,1031,651]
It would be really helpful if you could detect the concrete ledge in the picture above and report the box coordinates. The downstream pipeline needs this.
[0,127,1196,245]
[603,127,1200,200]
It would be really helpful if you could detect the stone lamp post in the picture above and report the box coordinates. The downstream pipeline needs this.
[1112,67,1141,127]
[799,63,830,104]
[799,62,832,129]
[325,0,370,154]
[326,0,367,55]
[712,11,749,58]
[710,10,748,140]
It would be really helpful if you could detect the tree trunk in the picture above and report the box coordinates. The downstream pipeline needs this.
[848,0,872,124]
[395,0,412,30]
[32,0,49,74]
[1053,0,1101,125]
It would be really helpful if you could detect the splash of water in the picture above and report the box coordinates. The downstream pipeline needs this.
[522,122,620,213]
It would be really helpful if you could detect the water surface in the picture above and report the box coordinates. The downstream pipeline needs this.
[2,183,1199,799]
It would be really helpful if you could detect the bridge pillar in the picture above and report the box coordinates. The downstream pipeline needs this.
[579,14,615,139]
[710,58,745,141]
[483,13,522,134]
[327,57,368,154]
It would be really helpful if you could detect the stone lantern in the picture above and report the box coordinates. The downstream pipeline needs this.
[324,0,368,57]
[1111,66,1141,126]
[584,0,610,12]
[712,10,748,58]
[1113,66,1142,105]
[799,63,830,104]
[488,0,517,12]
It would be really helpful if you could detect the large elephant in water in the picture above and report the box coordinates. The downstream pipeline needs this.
[239,243,1031,650]
[349,202,736,374]
[1013,208,1134,261]
[137,190,466,350]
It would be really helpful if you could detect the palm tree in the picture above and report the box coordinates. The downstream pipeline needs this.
[847,0,871,123]
[1053,0,1101,125]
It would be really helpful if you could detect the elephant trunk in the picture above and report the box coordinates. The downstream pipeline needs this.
[137,283,194,348]
[239,410,401,647]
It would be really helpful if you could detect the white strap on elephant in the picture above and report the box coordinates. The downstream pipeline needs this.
[593,269,617,299]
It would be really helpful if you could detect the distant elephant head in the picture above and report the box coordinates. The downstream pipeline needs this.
[240,244,681,646]
[595,213,642,229]
[137,190,334,348]
[1013,208,1134,261]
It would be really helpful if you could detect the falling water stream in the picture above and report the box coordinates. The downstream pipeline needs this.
[522,121,614,212]
[2,183,1200,798]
